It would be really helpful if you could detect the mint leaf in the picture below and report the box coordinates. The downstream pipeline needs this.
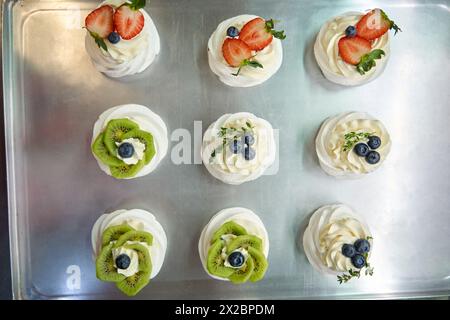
[265,19,286,40]
[89,31,108,52]
[129,0,146,10]
[232,58,263,76]
[381,10,402,35]
[356,49,385,75]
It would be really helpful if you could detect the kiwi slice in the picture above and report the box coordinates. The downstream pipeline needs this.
[121,129,156,165]
[109,159,145,179]
[113,230,153,248]
[102,224,134,247]
[91,132,123,166]
[103,119,139,155]
[227,235,263,253]
[206,240,234,278]
[123,243,152,273]
[228,256,254,284]
[116,270,151,297]
[210,221,247,244]
[247,246,268,282]
[96,243,126,282]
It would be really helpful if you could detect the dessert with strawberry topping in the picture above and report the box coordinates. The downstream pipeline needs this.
[314,9,401,86]
[208,15,286,87]
[84,0,160,78]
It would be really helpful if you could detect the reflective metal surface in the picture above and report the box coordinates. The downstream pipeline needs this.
[3,0,450,299]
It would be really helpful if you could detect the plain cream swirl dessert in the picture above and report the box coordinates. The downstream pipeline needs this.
[314,11,390,85]
[91,208,167,295]
[198,207,269,283]
[91,104,168,179]
[84,0,160,78]
[201,112,276,185]
[208,15,284,87]
[303,204,373,278]
[315,112,391,178]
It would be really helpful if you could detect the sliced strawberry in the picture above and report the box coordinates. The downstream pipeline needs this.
[114,4,145,40]
[356,9,401,41]
[85,5,114,38]
[239,17,273,51]
[338,36,372,65]
[222,38,253,67]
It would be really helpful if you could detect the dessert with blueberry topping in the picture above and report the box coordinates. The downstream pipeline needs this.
[91,208,167,296]
[314,8,401,86]
[84,0,160,78]
[91,104,168,179]
[208,15,286,87]
[303,204,374,283]
[316,112,391,178]
[198,207,269,283]
[201,112,276,185]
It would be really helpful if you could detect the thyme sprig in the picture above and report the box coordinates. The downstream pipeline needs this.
[342,131,375,152]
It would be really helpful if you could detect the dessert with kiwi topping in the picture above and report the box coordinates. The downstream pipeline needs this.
[91,104,168,179]
[198,207,269,283]
[92,209,167,296]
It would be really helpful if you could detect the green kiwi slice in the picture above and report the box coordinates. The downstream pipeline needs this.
[113,230,153,248]
[210,221,247,244]
[206,240,234,278]
[227,235,263,253]
[96,243,126,283]
[102,224,134,247]
[91,132,123,166]
[247,246,268,282]
[122,243,152,273]
[109,158,145,179]
[121,129,156,165]
[116,271,151,297]
[103,119,139,155]
[228,256,254,284]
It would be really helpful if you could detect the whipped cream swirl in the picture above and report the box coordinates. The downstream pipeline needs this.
[314,11,390,86]
[92,104,168,179]
[208,15,283,87]
[85,0,160,78]
[91,208,167,279]
[198,207,269,281]
[315,112,391,178]
[201,112,276,185]
[303,204,372,275]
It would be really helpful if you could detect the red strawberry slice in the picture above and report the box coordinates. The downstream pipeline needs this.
[85,5,114,38]
[239,17,273,51]
[338,36,372,65]
[356,9,398,41]
[114,4,145,40]
[222,38,253,67]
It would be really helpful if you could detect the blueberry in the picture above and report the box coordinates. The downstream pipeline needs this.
[243,146,256,160]
[367,136,381,149]
[229,139,243,154]
[243,133,255,146]
[365,151,380,165]
[341,244,356,258]
[118,142,135,158]
[108,32,121,44]
[227,26,239,38]
[353,143,369,157]
[228,251,245,268]
[354,239,371,254]
[351,254,366,269]
[345,25,357,37]
[115,254,131,269]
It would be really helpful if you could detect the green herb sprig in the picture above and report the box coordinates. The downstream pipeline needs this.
[88,31,108,52]
[342,131,375,152]
[232,58,263,77]
[265,19,286,40]
[356,49,385,75]
[381,10,402,35]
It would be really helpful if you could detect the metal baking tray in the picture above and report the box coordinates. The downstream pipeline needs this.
[3,0,450,299]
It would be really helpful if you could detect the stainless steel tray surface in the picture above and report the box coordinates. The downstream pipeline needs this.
[3,0,450,299]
